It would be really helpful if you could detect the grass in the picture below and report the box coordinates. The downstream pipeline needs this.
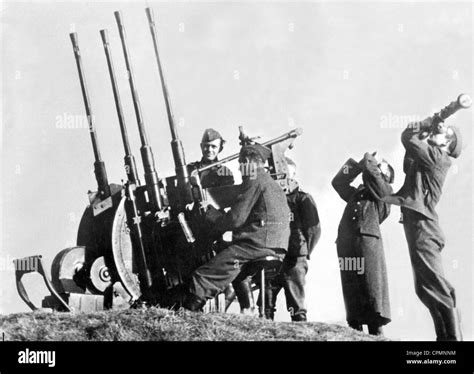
[0,307,388,341]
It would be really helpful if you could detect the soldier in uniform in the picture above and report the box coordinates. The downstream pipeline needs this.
[332,152,394,335]
[265,158,321,322]
[382,116,463,341]
[189,128,256,313]
[183,144,291,311]
[189,128,234,188]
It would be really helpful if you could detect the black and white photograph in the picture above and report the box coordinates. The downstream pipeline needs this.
[0,0,472,371]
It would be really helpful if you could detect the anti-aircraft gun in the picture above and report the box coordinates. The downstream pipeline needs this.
[13,8,303,313]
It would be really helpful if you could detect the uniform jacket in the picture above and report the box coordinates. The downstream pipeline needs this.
[382,117,451,220]
[332,153,392,239]
[287,188,321,258]
[205,167,290,250]
[189,158,234,189]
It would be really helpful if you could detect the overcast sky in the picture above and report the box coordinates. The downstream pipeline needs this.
[1,0,472,341]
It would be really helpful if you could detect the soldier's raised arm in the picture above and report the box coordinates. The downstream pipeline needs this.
[400,117,444,168]
[361,152,393,200]
[331,158,363,202]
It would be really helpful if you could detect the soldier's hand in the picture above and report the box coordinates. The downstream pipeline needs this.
[200,200,213,212]
[371,151,381,164]
[205,205,222,223]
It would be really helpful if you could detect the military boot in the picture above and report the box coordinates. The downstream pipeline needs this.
[368,324,383,336]
[183,293,206,312]
[429,308,447,341]
[440,308,463,341]
[234,278,255,314]
[291,313,307,322]
[224,284,236,311]
[348,320,363,331]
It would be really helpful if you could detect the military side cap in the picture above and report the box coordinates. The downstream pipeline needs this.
[201,128,224,143]
[240,144,272,161]
[449,126,462,158]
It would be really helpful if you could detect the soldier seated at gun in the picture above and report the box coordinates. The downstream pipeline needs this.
[380,95,471,341]
[264,157,321,322]
[332,152,394,335]
[183,144,290,311]
[189,128,255,314]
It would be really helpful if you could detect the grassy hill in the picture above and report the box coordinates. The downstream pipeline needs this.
[0,307,387,341]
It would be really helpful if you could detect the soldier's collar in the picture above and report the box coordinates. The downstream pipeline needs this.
[200,157,220,167]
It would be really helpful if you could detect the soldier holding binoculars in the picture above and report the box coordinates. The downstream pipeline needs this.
[382,97,468,341]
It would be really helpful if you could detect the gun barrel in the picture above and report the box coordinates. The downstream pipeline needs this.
[70,32,111,199]
[125,184,153,289]
[100,29,140,185]
[145,7,177,141]
[114,10,162,210]
[146,7,190,203]
[198,128,304,173]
